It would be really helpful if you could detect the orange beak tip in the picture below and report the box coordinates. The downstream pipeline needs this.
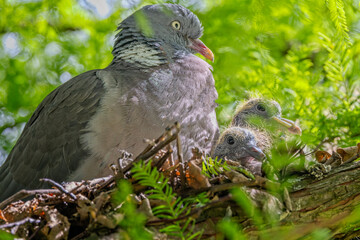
[289,125,302,135]
[189,38,214,62]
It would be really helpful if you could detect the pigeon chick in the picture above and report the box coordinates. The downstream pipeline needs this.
[230,98,301,152]
[213,127,266,176]
[231,98,329,178]
[0,4,218,201]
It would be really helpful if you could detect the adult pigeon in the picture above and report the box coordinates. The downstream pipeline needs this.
[213,127,265,176]
[0,4,218,201]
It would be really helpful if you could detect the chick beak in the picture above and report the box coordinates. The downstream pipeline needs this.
[271,116,302,135]
[244,145,266,161]
[188,38,214,62]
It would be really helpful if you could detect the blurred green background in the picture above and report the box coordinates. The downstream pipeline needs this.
[0,0,360,164]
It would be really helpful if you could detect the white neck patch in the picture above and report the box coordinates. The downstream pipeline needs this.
[113,42,165,68]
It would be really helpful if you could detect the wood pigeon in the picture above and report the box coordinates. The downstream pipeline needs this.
[0,4,219,201]
[213,127,265,176]
[230,98,301,152]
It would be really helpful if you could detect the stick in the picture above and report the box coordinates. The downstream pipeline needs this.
[155,149,173,170]
[175,123,186,190]
[0,189,60,209]
[40,178,77,200]
[305,137,337,156]
[0,217,41,229]
[180,176,280,197]
[123,126,179,173]
[28,220,46,240]
[70,229,89,240]
[343,151,360,164]
[137,124,177,158]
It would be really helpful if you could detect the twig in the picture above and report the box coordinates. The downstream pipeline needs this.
[94,176,116,194]
[69,181,86,193]
[123,125,179,173]
[28,220,46,240]
[167,131,176,187]
[0,175,116,209]
[343,151,360,164]
[326,151,342,167]
[290,143,307,159]
[0,189,60,209]
[71,229,89,240]
[136,124,177,158]
[0,217,41,229]
[40,178,77,200]
[115,151,132,181]
[305,137,336,156]
[154,149,173,170]
[175,123,186,190]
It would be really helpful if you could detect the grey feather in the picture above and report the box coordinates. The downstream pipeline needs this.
[0,70,104,198]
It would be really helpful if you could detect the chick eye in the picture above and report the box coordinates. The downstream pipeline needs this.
[227,136,235,145]
[171,20,181,30]
[257,104,266,112]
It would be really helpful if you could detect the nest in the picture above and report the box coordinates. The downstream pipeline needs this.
[1,124,360,240]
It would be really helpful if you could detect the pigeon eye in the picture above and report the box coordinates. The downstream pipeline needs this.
[227,136,235,145]
[171,21,181,30]
[257,104,266,112]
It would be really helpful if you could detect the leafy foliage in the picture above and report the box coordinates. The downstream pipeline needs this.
[0,230,14,240]
[202,156,256,180]
[132,161,205,239]
[201,156,230,177]
[217,218,247,240]
[112,180,152,239]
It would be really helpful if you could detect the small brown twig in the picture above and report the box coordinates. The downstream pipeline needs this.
[136,124,177,159]
[343,151,360,164]
[115,151,132,181]
[70,229,89,240]
[155,149,173,170]
[40,178,77,200]
[28,220,46,240]
[0,189,60,209]
[94,176,116,194]
[290,143,307,159]
[123,124,179,173]
[0,217,41,229]
[175,123,186,190]
[305,137,336,156]
[326,151,342,167]
[167,129,176,187]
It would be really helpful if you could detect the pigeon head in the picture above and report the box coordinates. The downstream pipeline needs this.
[112,4,214,67]
[231,98,302,135]
[213,127,266,162]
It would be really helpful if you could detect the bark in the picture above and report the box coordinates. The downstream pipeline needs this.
[197,161,360,239]
[284,161,360,239]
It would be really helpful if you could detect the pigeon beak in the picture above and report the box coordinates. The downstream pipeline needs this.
[244,145,266,161]
[188,38,214,62]
[271,116,302,135]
